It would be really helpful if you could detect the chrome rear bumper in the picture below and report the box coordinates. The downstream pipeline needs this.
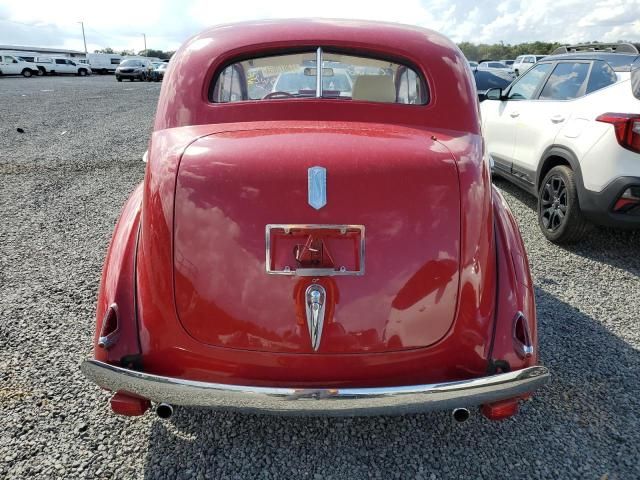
[81,359,549,416]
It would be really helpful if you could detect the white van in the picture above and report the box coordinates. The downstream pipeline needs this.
[0,54,41,77]
[87,53,123,74]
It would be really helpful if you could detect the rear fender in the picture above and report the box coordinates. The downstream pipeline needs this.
[94,184,143,364]
[490,187,538,370]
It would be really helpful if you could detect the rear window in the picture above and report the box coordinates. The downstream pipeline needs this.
[586,61,617,94]
[120,59,143,67]
[210,49,428,104]
[633,59,640,100]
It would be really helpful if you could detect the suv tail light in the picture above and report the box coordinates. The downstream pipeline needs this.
[596,113,640,153]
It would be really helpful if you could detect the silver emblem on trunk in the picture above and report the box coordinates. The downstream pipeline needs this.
[305,284,326,351]
[308,166,327,210]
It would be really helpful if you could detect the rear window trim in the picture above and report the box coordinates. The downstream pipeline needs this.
[207,46,430,106]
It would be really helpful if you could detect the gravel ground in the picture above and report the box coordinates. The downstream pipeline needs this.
[1,75,639,480]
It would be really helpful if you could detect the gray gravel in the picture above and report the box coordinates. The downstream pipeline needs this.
[1,75,639,480]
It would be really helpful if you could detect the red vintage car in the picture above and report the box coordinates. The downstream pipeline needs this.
[82,19,549,421]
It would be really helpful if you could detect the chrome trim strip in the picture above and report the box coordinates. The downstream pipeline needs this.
[316,47,322,98]
[265,224,365,276]
[81,360,549,416]
[305,284,326,351]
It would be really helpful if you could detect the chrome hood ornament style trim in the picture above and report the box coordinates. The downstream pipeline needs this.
[308,166,327,210]
[305,284,326,351]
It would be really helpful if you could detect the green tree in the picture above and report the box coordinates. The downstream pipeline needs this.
[138,49,170,60]
[458,41,563,61]
[94,47,115,54]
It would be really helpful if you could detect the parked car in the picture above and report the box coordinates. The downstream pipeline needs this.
[46,58,91,76]
[478,61,516,79]
[115,58,151,81]
[20,56,55,75]
[81,19,548,421]
[15,56,74,76]
[0,54,41,77]
[271,67,354,98]
[481,46,640,243]
[12,55,51,75]
[512,55,546,76]
[474,69,513,97]
[150,62,168,82]
[478,61,510,71]
[501,59,515,67]
[468,60,478,71]
[146,61,163,80]
[87,53,123,74]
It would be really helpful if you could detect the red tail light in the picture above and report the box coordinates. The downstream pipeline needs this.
[596,113,640,153]
[110,392,150,416]
[481,399,519,421]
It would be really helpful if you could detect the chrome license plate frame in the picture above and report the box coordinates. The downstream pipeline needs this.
[265,224,365,276]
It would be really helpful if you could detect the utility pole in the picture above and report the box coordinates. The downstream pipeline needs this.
[142,33,147,54]
[79,21,87,54]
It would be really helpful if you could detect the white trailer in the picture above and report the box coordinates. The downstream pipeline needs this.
[86,53,124,74]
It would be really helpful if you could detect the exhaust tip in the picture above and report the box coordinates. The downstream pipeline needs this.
[452,407,470,423]
[156,403,174,419]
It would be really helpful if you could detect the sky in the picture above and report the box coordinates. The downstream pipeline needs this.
[1,0,639,53]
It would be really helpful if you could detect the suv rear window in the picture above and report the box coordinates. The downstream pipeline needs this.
[211,49,428,104]
[586,61,617,94]
[632,58,640,100]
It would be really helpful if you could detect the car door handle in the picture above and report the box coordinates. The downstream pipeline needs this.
[510,112,520,118]
[550,115,565,123]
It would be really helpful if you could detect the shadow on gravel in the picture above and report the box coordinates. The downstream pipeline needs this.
[142,288,639,480]
[494,176,640,276]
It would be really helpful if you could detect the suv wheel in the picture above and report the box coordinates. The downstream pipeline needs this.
[22,69,32,78]
[538,165,591,244]
[78,69,87,76]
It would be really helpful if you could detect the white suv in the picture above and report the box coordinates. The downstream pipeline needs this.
[481,48,640,243]
[512,55,546,76]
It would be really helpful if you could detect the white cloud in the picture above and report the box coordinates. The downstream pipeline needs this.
[0,0,639,52]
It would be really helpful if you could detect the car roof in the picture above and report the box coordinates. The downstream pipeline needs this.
[539,52,640,71]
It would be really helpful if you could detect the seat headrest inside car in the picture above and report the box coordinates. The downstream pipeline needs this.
[352,75,396,102]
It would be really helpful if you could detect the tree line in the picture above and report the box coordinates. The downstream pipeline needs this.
[94,47,174,59]
[457,40,637,61]
[458,41,563,61]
